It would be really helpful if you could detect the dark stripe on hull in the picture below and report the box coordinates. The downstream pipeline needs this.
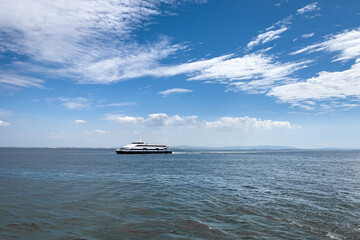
[116,150,172,154]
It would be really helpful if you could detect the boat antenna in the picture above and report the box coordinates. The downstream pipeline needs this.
[140,136,142,142]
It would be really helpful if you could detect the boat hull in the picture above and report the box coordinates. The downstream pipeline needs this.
[116,150,172,154]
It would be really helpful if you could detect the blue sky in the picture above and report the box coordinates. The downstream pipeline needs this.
[1,0,360,148]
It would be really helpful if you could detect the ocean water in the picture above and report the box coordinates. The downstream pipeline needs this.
[0,148,359,240]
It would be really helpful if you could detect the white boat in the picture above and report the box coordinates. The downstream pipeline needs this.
[116,139,172,154]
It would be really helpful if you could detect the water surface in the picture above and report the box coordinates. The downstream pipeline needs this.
[0,148,359,239]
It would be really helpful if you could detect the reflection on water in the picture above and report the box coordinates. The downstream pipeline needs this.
[0,148,359,239]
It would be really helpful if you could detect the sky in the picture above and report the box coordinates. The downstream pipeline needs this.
[1,0,360,148]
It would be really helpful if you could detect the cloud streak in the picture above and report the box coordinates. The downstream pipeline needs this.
[96,102,137,108]
[105,113,296,131]
[74,120,86,124]
[0,0,188,87]
[0,0,309,97]
[278,27,360,110]
[0,73,45,89]
[85,130,107,135]
[268,60,360,110]
[105,113,198,128]
[0,0,174,62]
[291,28,360,61]
[59,97,90,110]
[297,2,319,15]
[60,52,307,95]
[159,88,193,96]
[247,27,288,49]
[188,53,310,93]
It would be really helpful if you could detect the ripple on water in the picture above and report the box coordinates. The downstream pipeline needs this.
[117,223,157,238]
[1,149,360,239]
[6,222,43,232]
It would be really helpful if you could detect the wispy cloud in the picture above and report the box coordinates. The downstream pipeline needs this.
[0,0,174,62]
[130,54,231,79]
[96,102,137,108]
[301,33,315,39]
[290,43,323,55]
[59,97,90,110]
[66,39,185,84]
[65,51,309,95]
[0,0,308,98]
[105,113,198,127]
[54,97,137,110]
[85,130,107,135]
[105,113,296,130]
[70,50,306,96]
[291,28,360,61]
[0,0,190,87]
[246,14,293,51]
[0,120,10,127]
[297,2,319,15]
[247,27,288,50]
[159,88,193,96]
[0,73,45,89]
[188,53,310,93]
[0,0,304,92]
[204,116,296,130]
[268,60,360,110]
[74,120,86,124]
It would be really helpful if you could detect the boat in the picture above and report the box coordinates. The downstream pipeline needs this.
[116,139,172,154]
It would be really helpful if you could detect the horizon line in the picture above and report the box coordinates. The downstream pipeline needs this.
[0,146,359,151]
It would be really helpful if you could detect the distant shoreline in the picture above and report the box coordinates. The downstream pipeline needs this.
[0,146,360,151]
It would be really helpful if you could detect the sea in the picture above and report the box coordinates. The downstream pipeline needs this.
[0,148,359,240]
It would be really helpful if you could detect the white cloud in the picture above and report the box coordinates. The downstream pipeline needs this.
[56,98,137,110]
[204,116,295,130]
[0,0,189,86]
[301,33,315,39]
[268,60,360,110]
[59,97,90,110]
[107,115,142,125]
[0,0,174,63]
[192,0,208,4]
[297,2,319,15]
[0,120,10,127]
[247,27,288,49]
[291,43,323,55]
[74,120,86,124]
[291,28,360,61]
[0,0,302,90]
[146,113,198,127]
[0,73,45,89]
[188,53,310,93]
[67,40,185,84]
[85,130,107,135]
[105,113,296,131]
[96,102,137,108]
[105,113,198,127]
[0,0,307,94]
[130,54,231,79]
[159,88,193,96]
[64,52,308,94]
[277,28,360,110]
